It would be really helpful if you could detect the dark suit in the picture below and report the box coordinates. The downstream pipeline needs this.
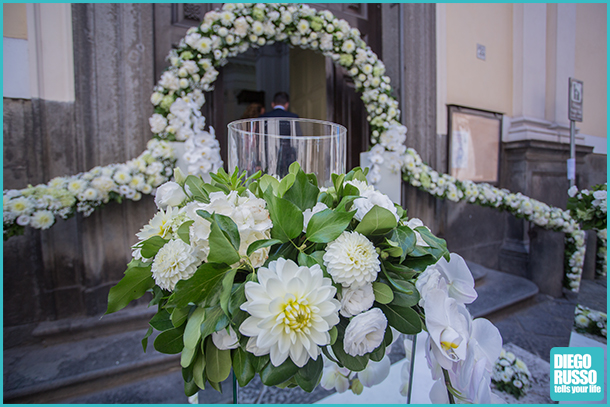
[258,108,300,175]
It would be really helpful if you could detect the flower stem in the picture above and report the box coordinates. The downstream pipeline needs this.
[442,368,456,404]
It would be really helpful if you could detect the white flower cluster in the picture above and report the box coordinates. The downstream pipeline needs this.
[592,234,606,277]
[152,3,400,181]
[417,253,503,404]
[3,139,176,238]
[574,304,607,339]
[401,147,586,291]
[491,349,532,399]
[134,184,273,291]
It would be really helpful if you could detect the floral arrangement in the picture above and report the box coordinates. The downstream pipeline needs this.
[568,183,607,277]
[491,349,532,399]
[399,147,587,291]
[105,164,501,402]
[3,139,176,240]
[574,304,607,339]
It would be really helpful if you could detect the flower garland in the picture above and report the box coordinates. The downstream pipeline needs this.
[491,349,532,399]
[399,147,587,291]
[568,183,607,277]
[4,2,588,294]
[574,304,607,339]
[3,139,176,240]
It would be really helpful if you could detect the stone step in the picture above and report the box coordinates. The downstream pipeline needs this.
[466,262,540,319]
[3,328,179,403]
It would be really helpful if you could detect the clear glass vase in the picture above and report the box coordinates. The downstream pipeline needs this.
[227,118,347,187]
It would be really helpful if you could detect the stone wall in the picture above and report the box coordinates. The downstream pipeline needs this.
[3,4,157,343]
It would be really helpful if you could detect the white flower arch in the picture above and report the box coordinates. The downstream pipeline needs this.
[3,3,587,291]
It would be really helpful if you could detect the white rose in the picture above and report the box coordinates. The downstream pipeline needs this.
[343,308,387,356]
[211,326,239,350]
[149,114,168,134]
[339,283,375,317]
[154,181,187,209]
[353,189,399,222]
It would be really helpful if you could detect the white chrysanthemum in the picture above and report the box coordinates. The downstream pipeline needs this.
[9,196,34,216]
[151,239,198,291]
[30,210,55,229]
[323,231,380,288]
[575,314,589,328]
[239,258,340,367]
[137,206,181,241]
[339,283,375,317]
[343,308,387,356]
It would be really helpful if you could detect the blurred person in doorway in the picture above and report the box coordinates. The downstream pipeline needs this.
[241,102,265,119]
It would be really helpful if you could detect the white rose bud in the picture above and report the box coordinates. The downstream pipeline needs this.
[339,284,375,317]
[343,308,387,356]
[211,326,239,350]
[154,181,187,209]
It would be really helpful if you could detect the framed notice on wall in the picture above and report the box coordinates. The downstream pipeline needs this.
[448,105,502,183]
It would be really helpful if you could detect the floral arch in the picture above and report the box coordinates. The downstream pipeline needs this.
[3,3,587,290]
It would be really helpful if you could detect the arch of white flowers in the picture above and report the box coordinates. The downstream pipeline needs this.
[3,3,589,291]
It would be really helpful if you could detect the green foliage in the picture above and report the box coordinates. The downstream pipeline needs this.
[168,263,230,308]
[306,208,355,243]
[105,265,155,314]
[355,205,398,236]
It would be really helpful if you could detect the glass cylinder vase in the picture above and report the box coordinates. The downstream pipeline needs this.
[227,118,347,187]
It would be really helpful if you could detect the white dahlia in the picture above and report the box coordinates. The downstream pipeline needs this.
[151,239,198,291]
[323,231,380,288]
[239,258,340,367]
[343,308,387,356]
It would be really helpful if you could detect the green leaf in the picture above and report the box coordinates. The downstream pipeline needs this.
[181,345,198,368]
[184,379,199,397]
[289,161,301,174]
[332,173,345,197]
[369,338,386,362]
[390,290,420,308]
[219,269,237,316]
[140,236,168,259]
[306,209,355,243]
[295,356,324,392]
[184,306,206,349]
[329,326,338,345]
[253,354,270,373]
[149,285,165,307]
[106,266,155,314]
[383,261,417,280]
[283,170,320,211]
[335,195,359,212]
[260,357,299,386]
[171,305,191,328]
[213,213,240,251]
[264,190,304,242]
[207,220,240,265]
[168,263,230,308]
[205,338,232,383]
[232,347,256,387]
[278,173,296,197]
[153,325,185,354]
[200,306,227,340]
[415,226,449,261]
[141,326,153,352]
[177,220,195,245]
[207,379,222,393]
[319,191,334,207]
[403,254,437,271]
[149,309,174,332]
[378,303,422,335]
[259,174,280,195]
[372,282,394,304]
[355,205,398,236]
[391,226,417,263]
[185,175,209,202]
[246,239,283,257]
[193,351,206,390]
